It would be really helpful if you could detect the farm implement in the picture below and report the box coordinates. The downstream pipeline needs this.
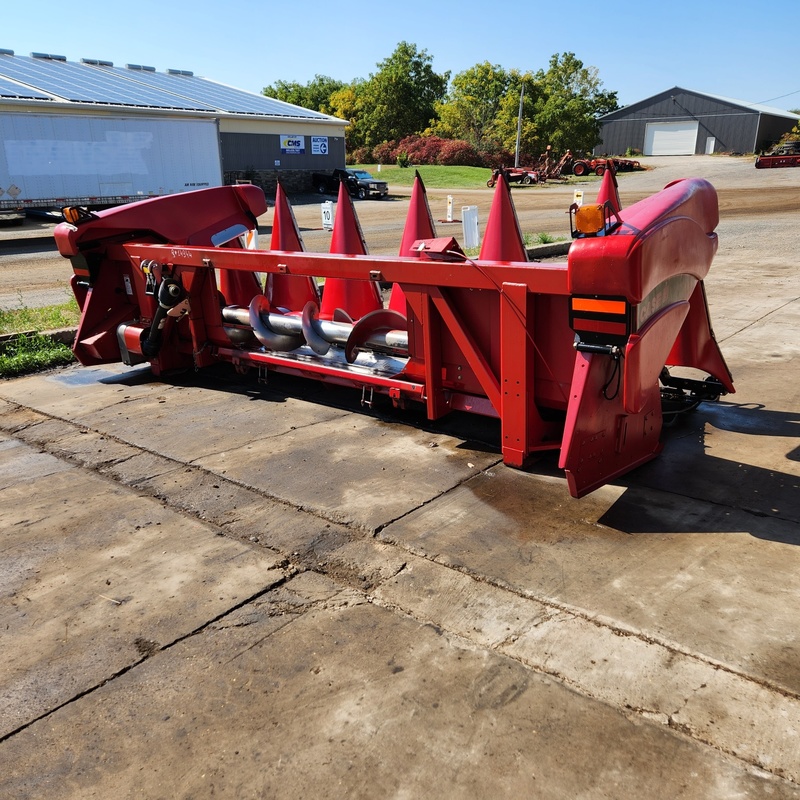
[570,156,642,177]
[755,141,800,169]
[486,148,574,186]
[55,167,734,497]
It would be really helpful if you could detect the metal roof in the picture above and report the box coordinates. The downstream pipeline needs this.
[0,50,343,122]
[602,86,800,122]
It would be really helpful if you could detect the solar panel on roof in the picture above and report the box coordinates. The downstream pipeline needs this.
[0,54,217,110]
[0,74,52,100]
[0,51,341,121]
[112,67,332,118]
[191,78,335,117]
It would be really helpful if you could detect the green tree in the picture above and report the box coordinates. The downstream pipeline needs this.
[356,42,450,150]
[492,70,544,162]
[262,74,345,114]
[531,53,618,154]
[432,62,511,151]
[327,81,367,150]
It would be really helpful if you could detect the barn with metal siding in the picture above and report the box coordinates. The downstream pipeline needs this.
[595,87,799,157]
[0,48,347,196]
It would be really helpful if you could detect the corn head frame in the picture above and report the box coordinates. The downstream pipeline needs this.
[55,169,734,498]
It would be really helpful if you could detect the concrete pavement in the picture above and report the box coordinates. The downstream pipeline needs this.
[1,158,799,798]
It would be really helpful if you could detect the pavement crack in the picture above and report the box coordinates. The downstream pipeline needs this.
[717,294,800,344]
[373,459,503,535]
[0,571,295,745]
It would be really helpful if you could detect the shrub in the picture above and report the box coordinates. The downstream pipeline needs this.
[395,135,448,165]
[396,151,411,168]
[478,144,516,169]
[373,140,397,164]
[437,139,483,167]
[347,146,372,165]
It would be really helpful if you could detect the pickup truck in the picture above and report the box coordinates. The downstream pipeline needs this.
[311,168,388,199]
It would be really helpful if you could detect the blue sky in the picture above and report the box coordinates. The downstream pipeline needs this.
[3,0,798,112]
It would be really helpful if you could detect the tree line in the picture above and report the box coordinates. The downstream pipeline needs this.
[263,42,619,167]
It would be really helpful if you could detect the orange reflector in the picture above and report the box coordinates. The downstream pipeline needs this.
[574,204,606,235]
[63,206,81,224]
[571,298,627,315]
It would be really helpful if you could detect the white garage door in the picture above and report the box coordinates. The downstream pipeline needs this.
[644,121,699,155]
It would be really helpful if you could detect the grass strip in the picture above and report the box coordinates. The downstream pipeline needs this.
[0,332,75,378]
[0,296,80,335]
[352,164,496,188]
[0,296,79,377]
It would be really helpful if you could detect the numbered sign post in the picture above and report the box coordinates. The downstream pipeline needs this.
[321,201,334,231]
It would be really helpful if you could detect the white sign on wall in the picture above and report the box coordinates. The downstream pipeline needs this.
[280,135,305,155]
[312,136,329,155]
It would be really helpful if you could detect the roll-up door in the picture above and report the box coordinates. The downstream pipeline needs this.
[644,121,699,155]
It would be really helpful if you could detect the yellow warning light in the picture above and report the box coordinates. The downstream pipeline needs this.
[61,206,96,225]
[574,204,606,235]
[62,206,82,224]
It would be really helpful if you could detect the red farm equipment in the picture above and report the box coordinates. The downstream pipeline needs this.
[571,156,642,177]
[486,166,540,187]
[55,168,734,498]
[486,148,574,187]
[755,140,800,169]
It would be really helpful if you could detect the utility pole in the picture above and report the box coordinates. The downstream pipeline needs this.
[514,85,524,168]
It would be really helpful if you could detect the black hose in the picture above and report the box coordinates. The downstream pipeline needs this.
[141,279,184,358]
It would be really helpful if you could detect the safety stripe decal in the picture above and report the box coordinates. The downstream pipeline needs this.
[571,298,627,315]
[570,294,630,345]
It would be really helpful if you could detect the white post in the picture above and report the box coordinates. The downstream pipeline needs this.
[462,206,480,249]
[446,195,453,223]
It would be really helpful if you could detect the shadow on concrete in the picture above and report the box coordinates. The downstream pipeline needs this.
[96,363,799,541]
[600,400,800,539]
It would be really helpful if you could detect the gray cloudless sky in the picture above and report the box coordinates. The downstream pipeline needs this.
[3,0,798,111]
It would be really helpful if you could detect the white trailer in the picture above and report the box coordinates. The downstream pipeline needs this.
[0,113,223,213]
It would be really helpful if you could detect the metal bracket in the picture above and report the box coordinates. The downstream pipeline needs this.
[361,385,374,408]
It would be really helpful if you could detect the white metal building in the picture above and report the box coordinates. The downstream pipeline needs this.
[0,48,347,207]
